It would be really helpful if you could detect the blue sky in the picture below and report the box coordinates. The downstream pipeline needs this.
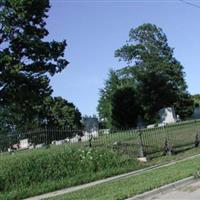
[47,0,200,116]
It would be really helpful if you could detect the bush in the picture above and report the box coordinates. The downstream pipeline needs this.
[0,146,139,198]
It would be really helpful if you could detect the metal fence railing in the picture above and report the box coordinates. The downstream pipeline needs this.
[140,120,200,157]
[0,119,200,158]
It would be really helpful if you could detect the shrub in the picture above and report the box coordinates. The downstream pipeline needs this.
[0,146,139,194]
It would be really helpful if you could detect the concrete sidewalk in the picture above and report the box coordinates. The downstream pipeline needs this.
[128,178,200,200]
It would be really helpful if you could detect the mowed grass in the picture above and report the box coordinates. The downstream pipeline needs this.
[50,154,200,200]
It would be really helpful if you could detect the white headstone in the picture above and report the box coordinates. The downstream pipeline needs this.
[20,139,29,149]
[159,107,177,124]
[35,143,45,149]
[147,124,156,129]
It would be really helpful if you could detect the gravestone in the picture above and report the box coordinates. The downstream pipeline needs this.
[20,139,29,149]
[159,107,177,124]
[192,107,200,119]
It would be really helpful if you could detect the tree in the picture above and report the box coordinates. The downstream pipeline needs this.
[97,67,138,128]
[192,94,200,107]
[82,115,99,132]
[40,97,83,129]
[111,87,139,129]
[0,106,14,134]
[0,102,43,134]
[97,70,121,128]
[0,0,69,129]
[115,23,193,122]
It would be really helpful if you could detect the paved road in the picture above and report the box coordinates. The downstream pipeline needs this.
[142,180,200,200]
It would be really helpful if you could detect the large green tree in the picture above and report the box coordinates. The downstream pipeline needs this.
[98,23,194,128]
[97,68,137,128]
[115,23,193,122]
[0,0,69,129]
[40,97,83,129]
[0,105,33,133]
[0,96,83,131]
[97,70,121,128]
[111,87,139,129]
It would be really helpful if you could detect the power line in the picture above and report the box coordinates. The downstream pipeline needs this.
[179,0,200,9]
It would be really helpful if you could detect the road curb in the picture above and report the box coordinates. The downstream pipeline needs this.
[126,176,195,200]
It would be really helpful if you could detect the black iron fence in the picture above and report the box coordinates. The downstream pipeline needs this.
[140,120,200,157]
[0,120,200,158]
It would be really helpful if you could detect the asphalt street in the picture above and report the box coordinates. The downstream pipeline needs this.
[143,180,200,200]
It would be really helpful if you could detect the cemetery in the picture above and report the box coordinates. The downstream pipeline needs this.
[1,0,200,200]
[1,101,200,200]
[1,117,200,199]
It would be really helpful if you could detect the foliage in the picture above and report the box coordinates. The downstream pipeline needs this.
[97,70,121,128]
[115,23,193,122]
[39,96,83,129]
[0,146,139,199]
[174,92,194,120]
[192,94,200,107]
[118,23,194,122]
[0,0,69,129]
[0,106,14,134]
[97,68,136,128]
[82,115,99,132]
[0,96,83,132]
[98,23,194,127]
[111,87,139,129]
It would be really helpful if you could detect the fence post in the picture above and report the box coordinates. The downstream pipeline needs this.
[164,138,172,155]
[164,126,172,155]
[45,128,50,148]
[89,134,92,148]
[195,121,199,147]
[195,133,199,147]
[138,129,145,157]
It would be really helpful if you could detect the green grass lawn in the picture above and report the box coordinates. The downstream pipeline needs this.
[50,153,200,200]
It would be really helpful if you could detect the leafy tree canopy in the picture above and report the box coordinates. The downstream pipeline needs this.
[0,0,69,128]
[111,87,139,129]
[97,70,121,128]
[97,68,136,127]
[0,96,83,133]
[40,97,83,129]
[115,23,193,122]
[98,23,194,128]
[192,94,200,107]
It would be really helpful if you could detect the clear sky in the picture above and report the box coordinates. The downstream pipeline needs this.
[47,0,200,116]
